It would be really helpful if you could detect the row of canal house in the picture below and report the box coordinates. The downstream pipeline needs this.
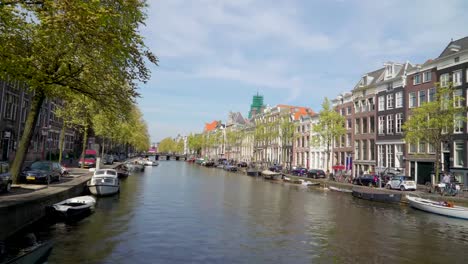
[0,78,78,162]
[331,36,468,185]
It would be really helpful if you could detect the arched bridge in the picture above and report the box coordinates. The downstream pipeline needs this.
[148,153,188,161]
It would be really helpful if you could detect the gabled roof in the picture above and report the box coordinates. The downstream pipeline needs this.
[438,36,468,58]
[204,120,219,132]
[352,67,386,91]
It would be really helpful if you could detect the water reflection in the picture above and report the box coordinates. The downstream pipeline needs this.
[45,162,468,263]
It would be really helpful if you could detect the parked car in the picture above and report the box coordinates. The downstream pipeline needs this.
[103,155,114,165]
[269,165,283,173]
[20,161,62,184]
[385,176,417,191]
[291,167,308,176]
[352,174,381,187]
[307,169,326,179]
[0,162,12,193]
[78,149,97,168]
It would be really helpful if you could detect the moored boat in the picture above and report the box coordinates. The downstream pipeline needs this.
[262,170,281,180]
[352,188,402,203]
[2,241,53,264]
[125,162,145,172]
[329,186,352,193]
[406,195,468,220]
[46,196,96,222]
[224,165,238,172]
[88,169,120,196]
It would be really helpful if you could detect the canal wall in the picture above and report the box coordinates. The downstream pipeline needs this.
[0,174,92,241]
[236,168,468,206]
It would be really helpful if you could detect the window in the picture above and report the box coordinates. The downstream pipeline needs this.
[362,117,368,133]
[369,116,375,133]
[395,92,403,108]
[378,116,385,134]
[453,70,462,86]
[409,143,417,153]
[454,141,465,167]
[428,88,436,102]
[423,71,432,82]
[387,145,394,168]
[395,145,403,168]
[409,92,416,108]
[378,96,385,111]
[413,74,421,85]
[355,141,360,160]
[418,90,426,106]
[362,140,368,160]
[454,112,464,133]
[347,106,352,115]
[346,119,352,129]
[370,139,375,160]
[386,94,394,109]
[419,141,426,153]
[440,73,449,87]
[395,113,403,133]
[355,119,360,134]
[378,145,384,167]
[387,115,394,134]
[3,92,18,120]
[454,89,463,108]
[346,134,351,147]
[21,99,29,123]
[428,143,435,154]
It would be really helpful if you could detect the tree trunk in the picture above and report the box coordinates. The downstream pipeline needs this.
[80,124,88,169]
[10,90,46,183]
[58,122,66,164]
[434,146,440,184]
[101,138,106,159]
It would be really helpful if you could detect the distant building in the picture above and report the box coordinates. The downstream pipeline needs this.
[248,93,265,118]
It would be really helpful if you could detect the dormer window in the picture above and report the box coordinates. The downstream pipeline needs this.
[413,74,421,85]
[385,65,393,79]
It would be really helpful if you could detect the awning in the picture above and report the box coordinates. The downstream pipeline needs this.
[333,165,345,170]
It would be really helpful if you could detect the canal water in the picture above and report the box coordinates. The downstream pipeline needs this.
[42,161,468,263]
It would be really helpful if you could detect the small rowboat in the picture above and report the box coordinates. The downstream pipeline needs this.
[299,179,320,186]
[329,186,352,193]
[406,195,468,220]
[46,196,96,222]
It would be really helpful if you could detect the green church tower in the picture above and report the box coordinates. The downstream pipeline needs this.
[248,93,264,118]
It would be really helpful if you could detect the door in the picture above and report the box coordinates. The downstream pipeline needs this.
[2,139,9,161]
[417,162,433,185]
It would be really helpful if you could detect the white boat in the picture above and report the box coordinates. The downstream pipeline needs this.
[406,195,468,220]
[88,169,120,196]
[46,196,96,222]
[3,241,53,264]
[299,179,320,186]
[261,170,281,180]
[329,186,352,193]
[144,159,159,166]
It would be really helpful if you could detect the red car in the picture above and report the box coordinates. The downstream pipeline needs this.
[79,149,97,168]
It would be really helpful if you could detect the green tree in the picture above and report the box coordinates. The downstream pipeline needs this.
[1,1,156,182]
[312,97,346,174]
[403,83,467,183]
[158,138,176,153]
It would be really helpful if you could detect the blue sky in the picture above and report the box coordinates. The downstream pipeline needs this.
[138,0,468,143]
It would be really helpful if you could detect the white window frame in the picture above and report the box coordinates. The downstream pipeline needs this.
[387,115,394,134]
[395,113,403,134]
[454,141,465,167]
[454,113,464,134]
[378,96,385,111]
[440,73,449,87]
[454,89,463,108]
[428,88,436,102]
[377,145,384,167]
[413,74,421,85]
[378,116,385,135]
[453,70,462,86]
[395,92,403,108]
[386,94,394,110]
[423,71,432,83]
[409,92,416,108]
[387,145,394,168]
[418,90,426,106]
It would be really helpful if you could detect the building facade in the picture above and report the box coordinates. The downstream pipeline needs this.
[332,92,354,175]
[375,62,411,176]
